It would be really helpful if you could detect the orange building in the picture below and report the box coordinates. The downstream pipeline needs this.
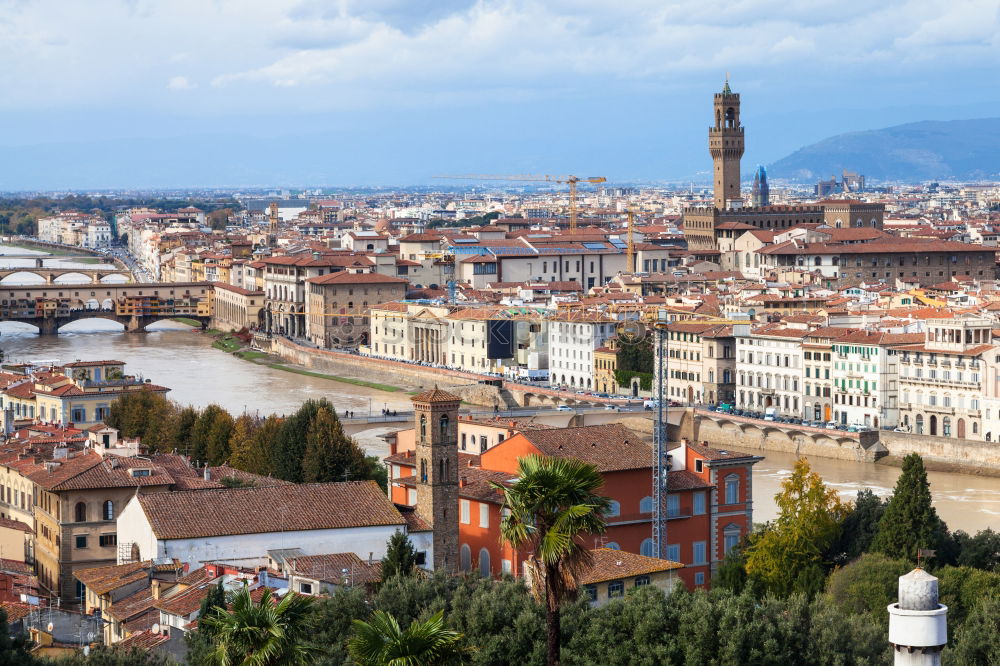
[386,417,761,589]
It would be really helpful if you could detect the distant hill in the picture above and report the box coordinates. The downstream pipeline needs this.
[769,118,1000,183]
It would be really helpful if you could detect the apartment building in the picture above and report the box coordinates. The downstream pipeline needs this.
[656,321,745,406]
[829,331,903,429]
[897,318,992,439]
[305,272,408,348]
[548,313,616,390]
[735,324,807,416]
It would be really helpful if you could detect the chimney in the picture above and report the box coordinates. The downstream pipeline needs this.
[151,579,161,600]
[888,568,948,665]
[203,466,210,481]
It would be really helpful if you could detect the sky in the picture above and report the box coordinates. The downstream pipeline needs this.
[0,0,998,189]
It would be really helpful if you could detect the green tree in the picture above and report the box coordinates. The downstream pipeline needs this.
[825,552,911,620]
[954,528,1000,571]
[59,646,174,665]
[382,531,419,580]
[493,455,611,666]
[944,593,1000,665]
[201,585,318,666]
[0,608,39,666]
[190,404,227,465]
[745,458,848,597]
[227,415,260,473]
[936,565,1000,628]
[347,610,466,666]
[871,453,948,562]
[185,582,227,664]
[304,587,369,665]
[302,407,367,483]
[205,409,236,467]
[208,208,233,230]
[714,541,750,594]
[106,391,177,450]
[826,489,886,564]
[174,405,200,455]
[273,399,334,482]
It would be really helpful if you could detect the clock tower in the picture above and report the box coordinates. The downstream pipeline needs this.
[709,78,745,209]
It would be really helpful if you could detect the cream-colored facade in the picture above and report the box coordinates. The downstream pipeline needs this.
[212,283,264,332]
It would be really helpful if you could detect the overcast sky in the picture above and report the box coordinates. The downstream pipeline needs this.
[0,0,998,188]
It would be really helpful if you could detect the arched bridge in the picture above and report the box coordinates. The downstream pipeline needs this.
[0,281,213,334]
[0,267,133,284]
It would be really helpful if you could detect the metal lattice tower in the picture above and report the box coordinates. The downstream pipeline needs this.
[652,310,670,559]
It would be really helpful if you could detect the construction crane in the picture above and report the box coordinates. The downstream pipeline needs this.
[435,174,607,232]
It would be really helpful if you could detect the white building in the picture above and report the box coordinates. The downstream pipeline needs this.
[116,481,434,570]
[830,330,902,429]
[548,313,616,390]
[735,324,807,417]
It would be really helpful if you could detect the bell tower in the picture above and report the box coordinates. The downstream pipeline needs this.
[709,77,744,210]
[411,386,460,572]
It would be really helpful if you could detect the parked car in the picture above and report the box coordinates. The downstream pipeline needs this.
[556,405,573,412]
[604,404,619,411]
[825,421,838,429]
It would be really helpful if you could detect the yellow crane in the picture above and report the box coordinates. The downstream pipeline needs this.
[435,174,607,232]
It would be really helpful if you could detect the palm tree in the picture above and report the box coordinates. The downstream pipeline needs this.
[347,609,466,666]
[491,455,611,666]
[201,584,318,666]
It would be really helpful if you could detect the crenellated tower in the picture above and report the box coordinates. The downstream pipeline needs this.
[709,78,745,209]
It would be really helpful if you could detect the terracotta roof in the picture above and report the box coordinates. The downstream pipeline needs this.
[0,517,32,534]
[137,481,404,540]
[116,630,169,650]
[682,441,763,462]
[576,548,683,585]
[517,424,650,472]
[75,559,181,596]
[410,387,461,404]
[42,455,175,491]
[0,602,32,623]
[290,553,382,585]
[307,271,409,285]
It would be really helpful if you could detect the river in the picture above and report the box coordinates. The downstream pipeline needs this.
[1,248,998,534]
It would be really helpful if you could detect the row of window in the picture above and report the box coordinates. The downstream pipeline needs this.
[75,534,117,549]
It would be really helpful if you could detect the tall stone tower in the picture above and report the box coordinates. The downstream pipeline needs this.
[411,386,460,572]
[709,78,745,210]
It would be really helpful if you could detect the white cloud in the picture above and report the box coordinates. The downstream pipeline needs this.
[167,76,194,91]
[0,0,997,112]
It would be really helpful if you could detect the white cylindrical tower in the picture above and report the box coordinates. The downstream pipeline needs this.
[888,568,948,666]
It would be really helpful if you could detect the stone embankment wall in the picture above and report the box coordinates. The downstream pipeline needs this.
[880,431,1000,474]
[270,338,514,407]
[685,409,883,463]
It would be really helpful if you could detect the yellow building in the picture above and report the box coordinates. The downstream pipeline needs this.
[594,342,620,395]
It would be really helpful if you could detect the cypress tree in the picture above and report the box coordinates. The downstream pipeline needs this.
[205,409,235,466]
[870,453,948,562]
[381,531,419,580]
[302,407,367,483]
[273,399,334,482]
[190,404,227,465]
[174,405,199,455]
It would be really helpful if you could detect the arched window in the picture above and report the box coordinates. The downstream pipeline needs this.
[460,544,472,572]
[606,500,621,518]
[724,475,740,504]
[102,500,114,521]
[75,502,87,523]
[419,415,426,439]
[605,542,621,550]
[478,548,491,578]
[916,414,924,435]
[942,417,951,437]
[439,414,449,437]
[640,538,654,557]
[639,496,653,514]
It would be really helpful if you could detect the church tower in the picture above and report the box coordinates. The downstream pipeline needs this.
[709,78,744,210]
[411,387,460,572]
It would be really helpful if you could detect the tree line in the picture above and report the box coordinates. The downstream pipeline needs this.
[106,393,385,487]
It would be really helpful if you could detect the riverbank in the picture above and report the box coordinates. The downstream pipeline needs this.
[2,239,101,257]
[195,326,414,394]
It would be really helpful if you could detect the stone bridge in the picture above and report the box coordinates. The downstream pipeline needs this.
[0,267,133,284]
[0,281,213,334]
[678,408,887,462]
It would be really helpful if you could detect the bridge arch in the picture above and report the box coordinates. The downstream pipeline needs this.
[0,271,47,284]
[53,272,93,284]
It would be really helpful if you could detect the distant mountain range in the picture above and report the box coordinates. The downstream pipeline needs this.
[769,118,1000,183]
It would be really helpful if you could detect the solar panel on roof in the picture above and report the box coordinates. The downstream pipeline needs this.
[582,242,607,250]
[609,239,627,248]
